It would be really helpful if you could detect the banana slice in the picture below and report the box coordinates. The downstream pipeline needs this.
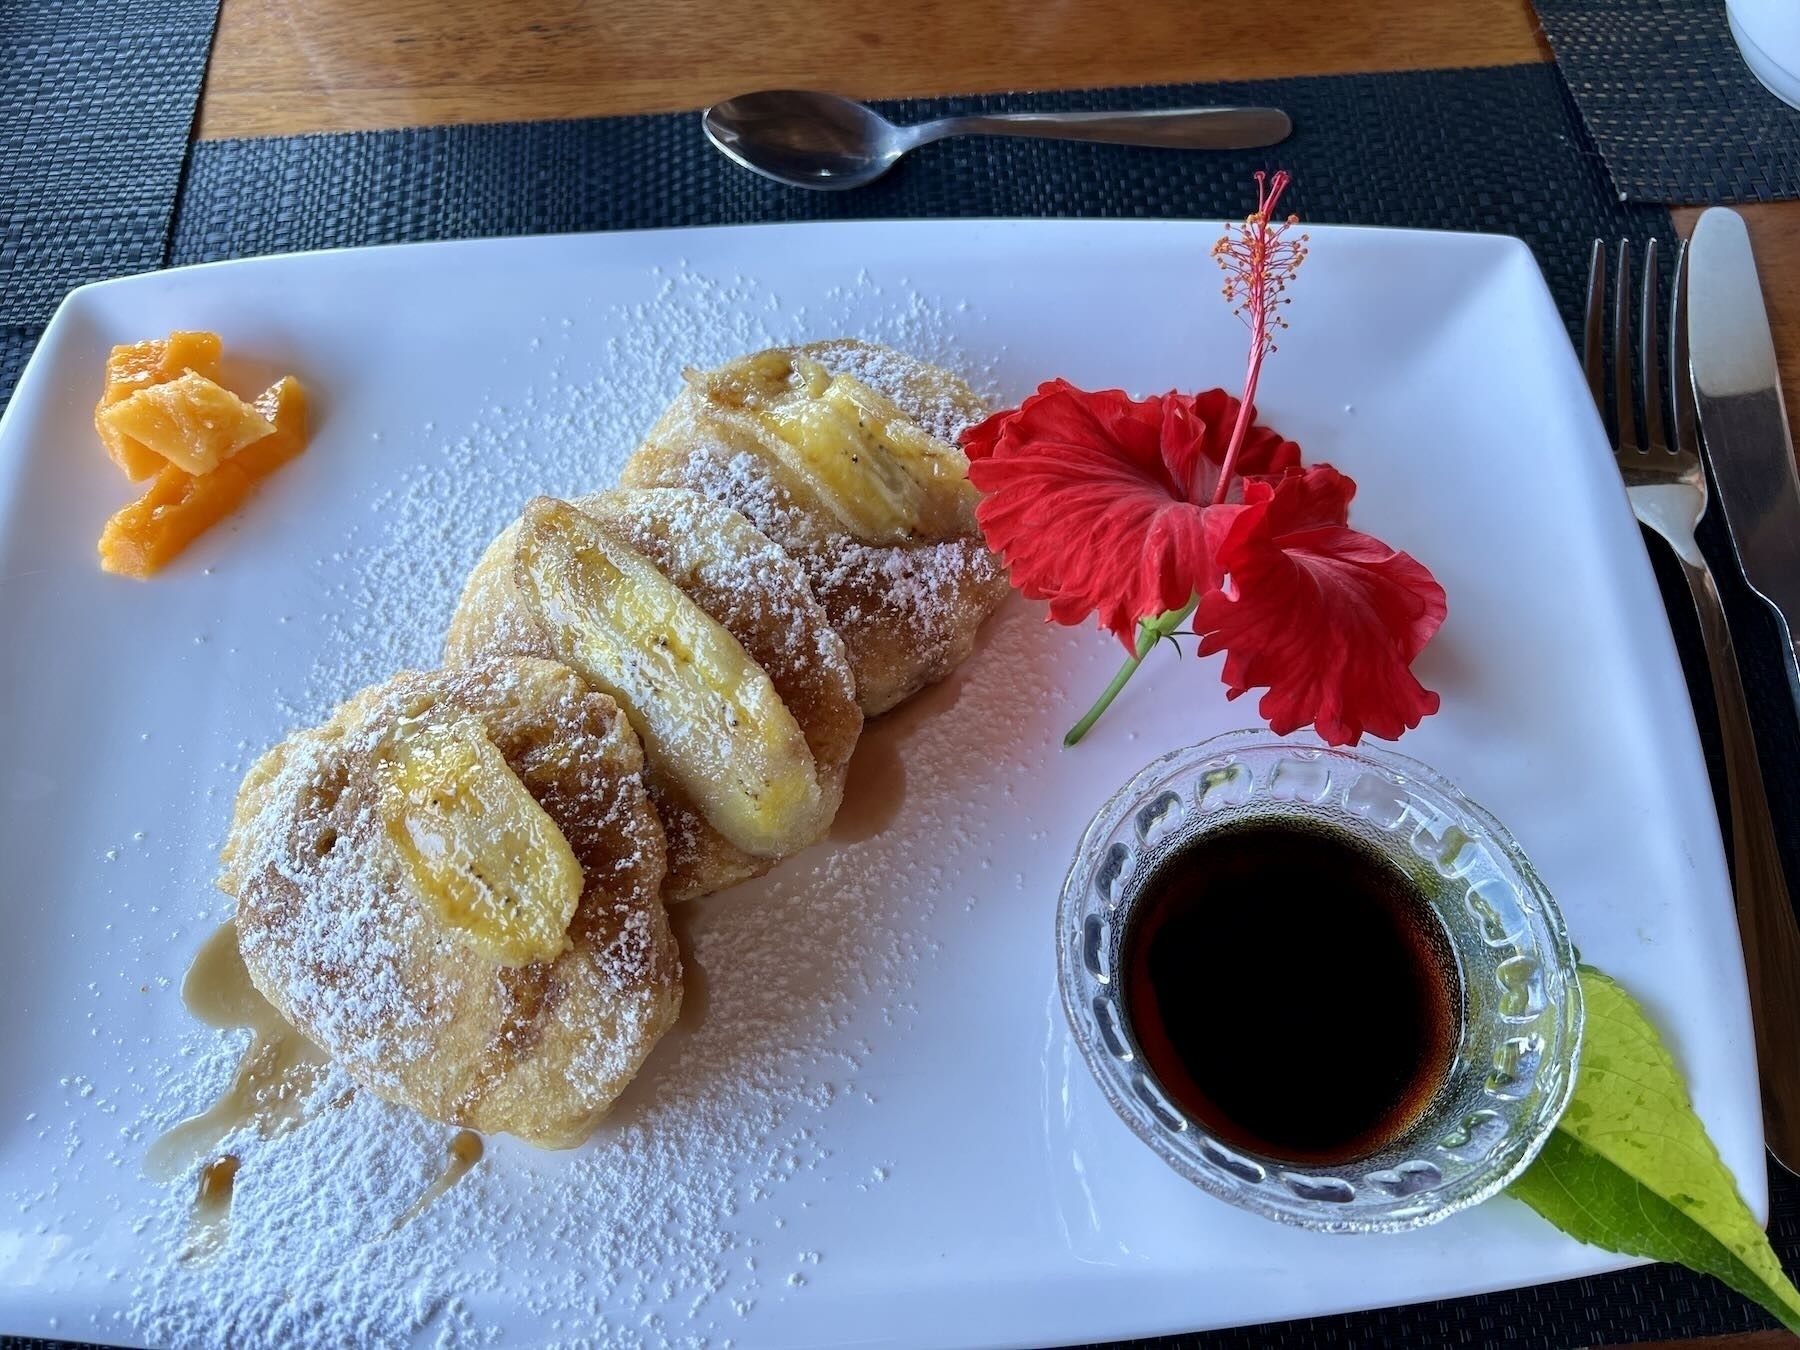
[693,351,978,546]
[373,713,583,967]
[624,340,1011,718]
[512,496,823,859]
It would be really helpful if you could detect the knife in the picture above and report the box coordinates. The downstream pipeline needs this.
[1690,208,1800,719]
[1690,208,1800,1164]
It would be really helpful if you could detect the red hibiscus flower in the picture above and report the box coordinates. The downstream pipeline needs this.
[959,171,1447,747]
[965,382,1298,645]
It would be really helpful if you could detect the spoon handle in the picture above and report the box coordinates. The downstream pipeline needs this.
[917,107,1292,151]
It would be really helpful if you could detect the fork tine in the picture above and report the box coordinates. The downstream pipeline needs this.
[1614,238,1638,451]
[1584,239,1606,417]
[1641,238,1668,453]
[1671,239,1699,454]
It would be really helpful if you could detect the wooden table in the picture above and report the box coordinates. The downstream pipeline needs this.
[194,3,1800,1345]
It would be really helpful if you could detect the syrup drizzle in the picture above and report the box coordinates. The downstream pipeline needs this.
[146,921,331,1183]
[181,1154,240,1262]
[390,1131,485,1232]
[830,730,906,843]
[830,663,962,843]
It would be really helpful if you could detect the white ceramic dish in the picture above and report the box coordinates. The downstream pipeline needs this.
[1729,0,1800,111]
[0,220,1759,1348]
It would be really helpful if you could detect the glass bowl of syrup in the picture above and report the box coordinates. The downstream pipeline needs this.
[1057,730,1583,1233]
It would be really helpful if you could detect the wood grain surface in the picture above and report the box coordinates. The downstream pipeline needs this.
[197,0,1549,139]
[190,7,1800,1349]
[1621,1334,1796,1350]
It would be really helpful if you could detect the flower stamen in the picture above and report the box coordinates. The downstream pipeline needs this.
[1207,170,1309,503]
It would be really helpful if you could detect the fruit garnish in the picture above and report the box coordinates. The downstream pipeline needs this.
[97,370,275,476]
[234,377,309,479]
[962,172,1447,747]
[375,713,582,967]
[513,497,823,857]
[93,335,309,578]
[98,376,310,579]
[698,351,976,544]
[95,331,224,480]
[98,461,256,580]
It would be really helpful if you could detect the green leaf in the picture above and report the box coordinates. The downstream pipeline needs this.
[1509,966,1800,1333]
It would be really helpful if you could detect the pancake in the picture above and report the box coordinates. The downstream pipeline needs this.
[220,657,678,1149]
[445,487,861,902]
[621,339,1010,715]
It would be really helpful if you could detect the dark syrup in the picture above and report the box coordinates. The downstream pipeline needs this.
[1122,818,1463,1166]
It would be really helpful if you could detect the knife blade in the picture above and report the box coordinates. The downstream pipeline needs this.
[1664,238,1800,1174]
[1689,208,1800,717]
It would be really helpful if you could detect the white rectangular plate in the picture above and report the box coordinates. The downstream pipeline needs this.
[0,220,1758,1349]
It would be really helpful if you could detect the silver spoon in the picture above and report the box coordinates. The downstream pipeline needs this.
[703,90,1293,191]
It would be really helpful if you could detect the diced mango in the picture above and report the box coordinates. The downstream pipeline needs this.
[98,461,254,579]
[93,331,309,578]
[96,422,168,481]
[232,377,309,479]
[101,332,223,403]
[96,332,224,480]
[97,371,275,476]
[98,430,167,482]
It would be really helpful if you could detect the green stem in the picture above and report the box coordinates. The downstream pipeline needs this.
[1064,596,1199,747]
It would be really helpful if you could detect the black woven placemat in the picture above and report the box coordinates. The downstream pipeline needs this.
[0,0,221,328]
[1534,0,1800,202]
[11,58,1800,1350]
[170,65,1669,342]
[0,326,43,415]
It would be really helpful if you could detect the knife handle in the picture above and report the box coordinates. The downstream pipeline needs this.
[1688,556,1800,1173]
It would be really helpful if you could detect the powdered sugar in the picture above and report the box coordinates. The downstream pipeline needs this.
[791,335,980,445]
[5,221,1757,1350]
[282,267,1001,728]
[118,693,1041,1347]
[70,264,1036,1347]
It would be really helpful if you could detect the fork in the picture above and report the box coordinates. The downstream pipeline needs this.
[1588,237,1800,1173]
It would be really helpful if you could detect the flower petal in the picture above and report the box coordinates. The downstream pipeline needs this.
[964,383,1293,646]
[1196,466,1447,744]
[1163,387,1302,504]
